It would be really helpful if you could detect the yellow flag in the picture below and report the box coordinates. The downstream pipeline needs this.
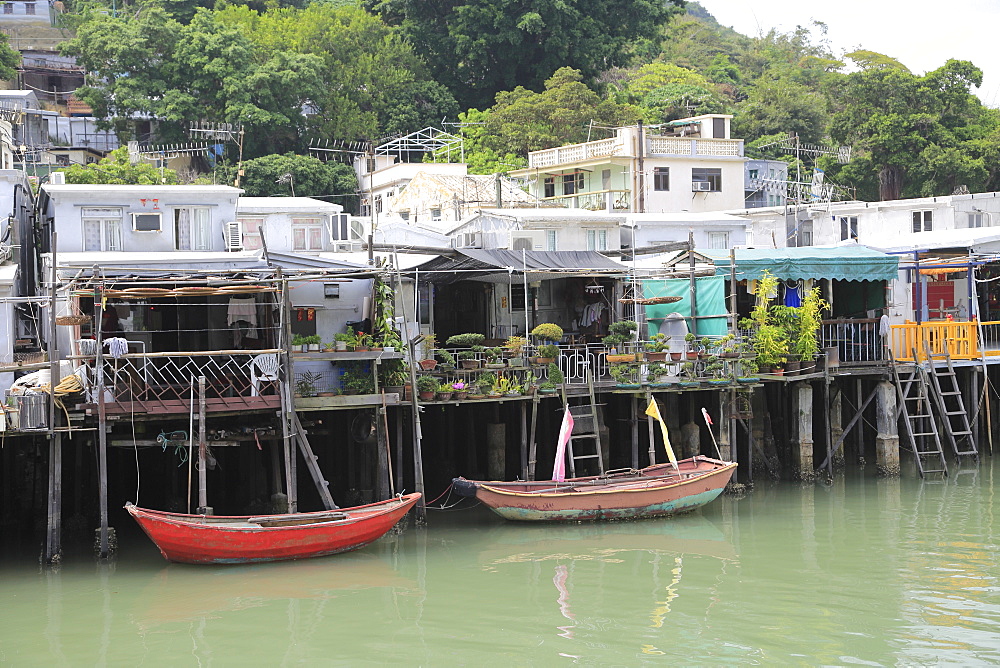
[645,398,679,469]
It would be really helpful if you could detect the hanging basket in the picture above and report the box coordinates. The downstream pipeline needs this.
[618,296,683,305]
[55,314,90,326]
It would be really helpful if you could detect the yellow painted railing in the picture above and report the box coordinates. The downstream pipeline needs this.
[890,321,980,361]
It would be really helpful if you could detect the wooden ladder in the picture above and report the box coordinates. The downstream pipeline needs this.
[923,343,978,460]
[562,365,605,478]
[891,351,948,477]
[291,411,339,509]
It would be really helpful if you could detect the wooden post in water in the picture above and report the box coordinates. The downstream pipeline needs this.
[375,401,390,500]
[197,375,210,514]
[44,237,61,564]
[875,380,900,476]
[830,383,844,470]
[277,271,297,513]
[527,396,539,480]
[519,401,528,480]
[630,395,639,469]
[791,381,814,480]
[645,391,656,466]
[94,277,110,557]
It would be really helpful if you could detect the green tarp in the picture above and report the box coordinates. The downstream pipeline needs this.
[703,246,899,282]
[642,276,728,337]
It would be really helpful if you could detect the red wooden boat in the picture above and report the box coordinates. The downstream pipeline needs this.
[453,456,735,522]
[125,493,421,564]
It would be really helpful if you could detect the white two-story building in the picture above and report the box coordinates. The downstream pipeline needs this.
[509,114,746,214]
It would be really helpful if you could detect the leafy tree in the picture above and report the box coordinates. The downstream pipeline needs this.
[368,0,680,110]
[733,75,829,144]
[430,109,526,175]
[219,3,457,142]
[481,68,639,156]
[63,8,324,155]
[826,58,985,200]
[218,153,358,211]
[61,147,179,184]
[0,33,19,81]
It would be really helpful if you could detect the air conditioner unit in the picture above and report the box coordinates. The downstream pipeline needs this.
[333,241,362,252]
[454,232,482,249]
[508,230,545,251]
[692,181,712,192]
[50,171,65,185]
[224,221,243,251]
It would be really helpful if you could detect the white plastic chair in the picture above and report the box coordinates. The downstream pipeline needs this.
[250,354,279,396]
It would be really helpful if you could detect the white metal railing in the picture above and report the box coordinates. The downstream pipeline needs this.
[98,349,284,404]
[647,137,743,157]
[820,319,885,364]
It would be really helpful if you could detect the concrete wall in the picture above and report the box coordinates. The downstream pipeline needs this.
[42,185,242,253]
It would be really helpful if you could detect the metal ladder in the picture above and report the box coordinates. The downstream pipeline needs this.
[923,343,978,460]
[891,351,948,477]
[562,365,605,478]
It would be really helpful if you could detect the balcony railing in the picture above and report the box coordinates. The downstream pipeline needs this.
[820,319,886,365]
[527,135,744,169]
[528,137,623,169]
[94,349,284,413]
[541,189,631,211]
[890,321,979,361]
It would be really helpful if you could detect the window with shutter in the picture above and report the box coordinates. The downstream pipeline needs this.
[225,221,243,251]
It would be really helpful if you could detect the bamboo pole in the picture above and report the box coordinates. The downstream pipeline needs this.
[197,375,208,514]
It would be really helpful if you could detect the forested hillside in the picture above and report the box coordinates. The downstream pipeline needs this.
[50,0,1000,202]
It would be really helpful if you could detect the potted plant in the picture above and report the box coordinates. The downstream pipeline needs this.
[436,387,454,402]
[437,349,456,370]
[445,332,486,348]
[477,371,497,396]
[791,285,828,374]
[604,320,640,363]
[705,357,730,385]
[646,363,673,386]
[530,323,563,343]
[538,381,558,394]
[683,332,698,360]
[504,335,527,366]
[322,340,336,353]
[610,363,639,388]
[644,333,670,362]
[717,333,738,359]
[354,331,372,352]
[547,362,564,387]
[451,381,469,400]
[497,375,521,397]
[677,362,700,388]
[745,271,790,374]
[292,334,308,353]
[381,366,409,397]
[521,371,538,395]
[534,343,559,365]
[341,363,374,395]
[485,347,506,369]
[294,370,322,397]
[458,350,481,369]
[335,328,354,351]
[416,374,439,401]
[737,358,760,383]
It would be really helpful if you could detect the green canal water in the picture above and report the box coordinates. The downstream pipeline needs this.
[3,461,1000,665]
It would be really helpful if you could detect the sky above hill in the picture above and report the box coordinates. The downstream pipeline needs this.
[697,0,1000,107]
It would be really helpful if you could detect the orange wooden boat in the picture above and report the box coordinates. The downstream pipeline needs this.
[126,493,420,564]
[453,456,735,522]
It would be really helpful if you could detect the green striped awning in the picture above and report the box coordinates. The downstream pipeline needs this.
[704,246,899,282]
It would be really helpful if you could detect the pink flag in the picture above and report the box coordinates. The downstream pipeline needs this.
[552,406,575,481]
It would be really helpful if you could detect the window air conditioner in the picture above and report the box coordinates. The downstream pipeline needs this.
[225,221,243,251]
[50,171,65,185]
[692,181,712,192]
[508,230,545,251]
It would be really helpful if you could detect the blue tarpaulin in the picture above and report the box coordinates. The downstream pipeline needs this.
[642,276,728,337]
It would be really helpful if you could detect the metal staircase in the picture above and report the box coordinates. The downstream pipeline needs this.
[562,366,605,478]
[923,344,978,460]
[891,351,948,477]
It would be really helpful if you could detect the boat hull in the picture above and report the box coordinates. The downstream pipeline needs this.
[126,493,421,564]
[461,457,735,522]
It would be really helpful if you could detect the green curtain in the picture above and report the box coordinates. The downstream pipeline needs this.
[642,276,729,337]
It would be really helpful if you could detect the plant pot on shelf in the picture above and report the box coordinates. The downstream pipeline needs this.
[538,388,557,395]
[436,391,454,401]
[308,344,321,352]
[384,385,404,396]
[418,391,436,401]
[355,346,370,352]
[467,394,485,400]
[532,357,555,365]
[785,360,800,376]
[686,351,699,360]
[418,359,438,371]
[335,341,348,352]
[454,391,469,401]
[645,352,668,362]
[606,353,637,364]
[459,359,481,370]
[770,367,785,376]
[669,352,683,362]
[486,363,506,370]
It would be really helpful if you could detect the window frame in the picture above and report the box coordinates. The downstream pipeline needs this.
[82,207,123,252]
[691,167,722,192]
[839,215,858,241]
[912,210,933,233]
[176,207,213,250]
[707,231,729,250]
[292,217,325,251]
[653,167,669,191]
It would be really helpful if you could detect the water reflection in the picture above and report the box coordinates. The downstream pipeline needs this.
[7,463,1000,664]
